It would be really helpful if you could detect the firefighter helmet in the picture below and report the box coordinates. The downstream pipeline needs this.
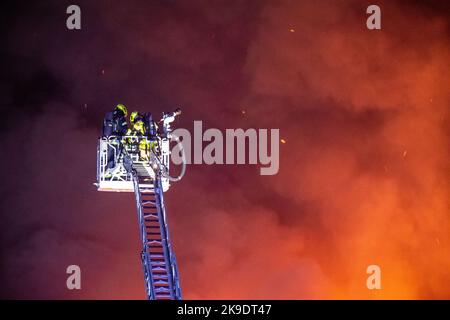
[115,104,128,117]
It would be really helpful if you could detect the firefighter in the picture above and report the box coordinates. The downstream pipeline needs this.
[102,104,128,137]
[130,111,157,139]
[128,111,147,158]
[102,104,128,178]
[124,119,151,161]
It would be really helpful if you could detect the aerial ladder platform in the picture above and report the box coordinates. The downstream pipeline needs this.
[95,109,185,300]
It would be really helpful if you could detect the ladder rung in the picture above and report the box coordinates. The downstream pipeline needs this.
[147,246,164,253]
[146,224,160,227]
[144,221,159,224]
[144,219,159,223]
[152,265,167,270]
[151,264,167,268]
[149,257,165,261]
[152,271,168,275]
[155,294,172,299]
[149,256,165,260]
[143,212,158,215]
[151,269,168,274]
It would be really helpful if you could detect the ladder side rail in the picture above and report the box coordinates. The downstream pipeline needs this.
[171,253,182,299]
[154,177,176,298]
[154,177,182,299]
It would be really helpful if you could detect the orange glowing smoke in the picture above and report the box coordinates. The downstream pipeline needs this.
[17,1,443,299]
[173,1,449,299]
[240,1,449,299]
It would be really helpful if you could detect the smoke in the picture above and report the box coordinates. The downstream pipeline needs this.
[237,0,450,298]
[1,0,448,299]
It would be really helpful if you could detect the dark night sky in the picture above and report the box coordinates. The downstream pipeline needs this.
[0,0,449,299]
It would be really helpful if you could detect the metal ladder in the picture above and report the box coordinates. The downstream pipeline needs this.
[128,158,182,300]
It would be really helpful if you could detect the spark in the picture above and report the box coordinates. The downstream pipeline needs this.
[281,139,286,144]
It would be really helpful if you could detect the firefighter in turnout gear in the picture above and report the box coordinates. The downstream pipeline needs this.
[102,104,128,137]
[130,111,158,138]
[127,111,159,160]
[125,119,157,161]
[102,104,129,178]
